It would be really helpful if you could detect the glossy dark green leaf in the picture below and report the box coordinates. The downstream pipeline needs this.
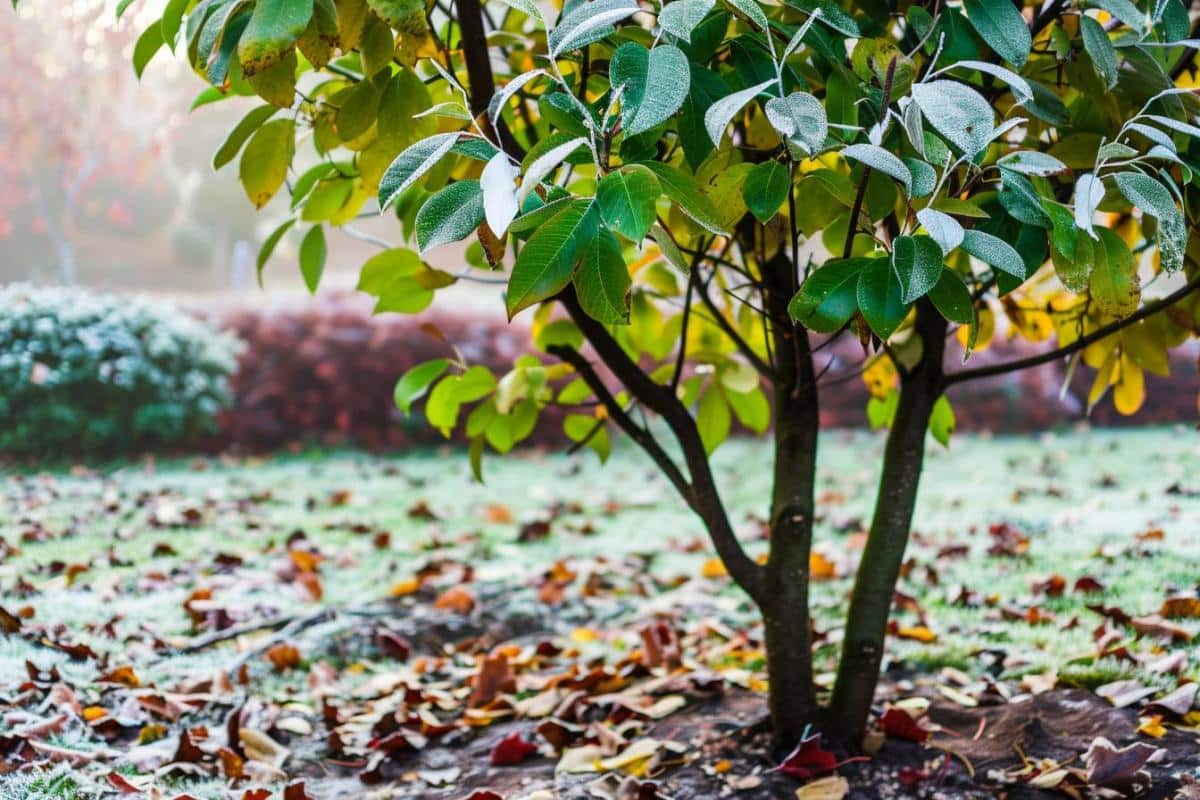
[856,257,908,340]
[574,229,631,324]
[596,166,660,242]
[963,0,1031,67]
[892,235,943,304]
[927,268,974,324]
[788,257,866,332]
[506,201,599,318]
[416,180,486,253]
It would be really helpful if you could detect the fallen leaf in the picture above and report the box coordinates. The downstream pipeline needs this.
[796,775,850,800]
[491,732,540,765]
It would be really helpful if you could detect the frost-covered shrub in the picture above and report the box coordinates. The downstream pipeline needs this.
[0,284,241,457]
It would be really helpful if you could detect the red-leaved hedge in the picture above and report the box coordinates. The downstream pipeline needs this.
[203,296,1198,452]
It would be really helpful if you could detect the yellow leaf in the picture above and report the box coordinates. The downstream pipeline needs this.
[701,558,729,579]
[796,775,850,800]
[1137,715,1167,738]
[571,627,598,643]
[1112,356,1145,415]
[389,577,422,597]
[810,551,837,581]
[862,356,898,399]
[958,305,994,352]
[83,706,108,722]
[896,625,938,643]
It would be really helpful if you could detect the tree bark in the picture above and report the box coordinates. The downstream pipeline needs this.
[760,253,820,746]
[830,301,946,744]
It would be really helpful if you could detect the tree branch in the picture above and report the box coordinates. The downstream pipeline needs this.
[454,0,524,158]
[557,290,766,601]
[547,344,692,497]
[944,276,1200,387]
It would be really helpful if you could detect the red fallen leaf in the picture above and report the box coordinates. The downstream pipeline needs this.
[375,628,412,661]
[1074,576,1105,593]
[463,792,504,800]
[284,781,315,800]
[241,791,272,800]
[897,767,931,786]
[491,732,540,766]
[775,731,865,780]
[879,708,930,742]
[173,728,209,763]
[106,772,141,793]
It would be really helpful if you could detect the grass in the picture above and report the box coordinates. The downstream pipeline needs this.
[4,426,1200,690]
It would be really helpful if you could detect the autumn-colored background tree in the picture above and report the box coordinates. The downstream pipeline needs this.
[41,0,1200,747]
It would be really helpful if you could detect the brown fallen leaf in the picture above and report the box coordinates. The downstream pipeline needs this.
[1084,737,1165,787]
[434,585,476,614]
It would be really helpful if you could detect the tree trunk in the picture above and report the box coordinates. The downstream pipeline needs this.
[761,252,820,746]
[830,302,946,744]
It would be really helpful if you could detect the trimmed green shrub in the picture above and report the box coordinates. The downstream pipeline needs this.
[0,284,241,457]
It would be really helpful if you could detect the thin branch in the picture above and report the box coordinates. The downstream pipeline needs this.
[693,272,777,379]
[548,344,691,496]
[557,290,766,600]
[944,276,1200,386]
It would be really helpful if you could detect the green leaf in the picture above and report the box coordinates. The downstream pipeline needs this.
[963,0,1031,67]
[696,384,731,454]
[506,201,599,318]
[857,256,907,340]
[1080,16,1119,90]
[929,395,955,446]
[704,78,774,147]
[678,64,728,169]
[892,234,943,304]
[841,143,912,196]
[574,229,631,324]
[548,0,639,56]
[116,0,137,19]
[239,118,295,209]
[597,165,660,242]
[245,48,298,107]
[1113,172,1185,274]
[743,161,790,223]
[379,134,460,211]
[609,43,691,137]
[299,225,326,293]
[357,248,439,314]
[764,92,828,158]
[162,0,190,50]
[1090,227,1141,317]
[133,22,166,79]
[213,105,278,169]
[1090,0,1147,34]
[256,218,297,287]
[727,385,769,433]
[366,0,428,35]
[960,229,1025,279]
[788,257,866,332]
[927,268,974,324]
[238,0,314,75]
[416,180,486,253]
[659,0,716,41]
[910,80,994,156]
[641,162,728,235]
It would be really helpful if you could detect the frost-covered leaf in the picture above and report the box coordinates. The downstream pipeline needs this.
[597,165,660,242]
[998,151,1069,177]
[659,0,715,42]
[1114,172,1185,273]
[841,143,912,195]
[417,180,486,253]
[379,133,459,211]
[961,229,1025,279]
[892,234,943,303]
[765,92,828,157]
[704,79,774,146]
[518,136,589,202]
[488,70,547,126]
[911,80,995,156]
[915,208,964,255]
[549,0,639,56]
[940,60,1033,105]
[1081,16,1119,89]
[610,43,691,136]
[723,0,768,31]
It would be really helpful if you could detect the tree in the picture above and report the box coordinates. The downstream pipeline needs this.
[64,0,1200,746]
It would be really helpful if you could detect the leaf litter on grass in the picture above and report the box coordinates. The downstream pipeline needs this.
[3,429,1200,797]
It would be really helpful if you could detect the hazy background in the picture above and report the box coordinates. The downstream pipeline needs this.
[1,0,438,304]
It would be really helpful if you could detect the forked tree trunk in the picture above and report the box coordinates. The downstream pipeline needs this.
[830,302,947,744]
[760,253,820,746]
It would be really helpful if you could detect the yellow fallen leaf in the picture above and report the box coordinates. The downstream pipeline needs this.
[598,738,664,776]
[389,578,422,597]
[82,706,107,722]
[896,625,937,643]
[571,627,598,643]
[1138,715,1167,738]
[796,775,849,800]
[701,558,728,579]
[810,552,837,581]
